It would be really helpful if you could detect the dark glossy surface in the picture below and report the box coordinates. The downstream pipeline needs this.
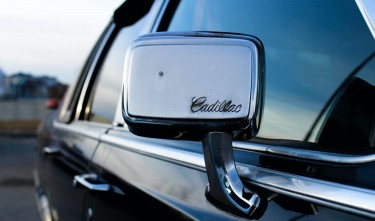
[92,129,374,221]
[234,147,375,190]
[35,0,375,220]
[81,168,191,221]
[93,129,248,221]
[36,121,107,221]
[167,0,375,145]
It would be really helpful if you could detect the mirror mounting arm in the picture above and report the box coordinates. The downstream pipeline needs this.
[203,132,261,218]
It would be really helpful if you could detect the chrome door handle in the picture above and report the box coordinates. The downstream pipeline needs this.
[43,146,61,155]
[203,132,261,218]
[73,174,125,195]
[73,174,110,191]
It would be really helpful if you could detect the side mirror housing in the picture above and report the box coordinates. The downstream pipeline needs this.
[122,32,266,217]
[122,32,264,140]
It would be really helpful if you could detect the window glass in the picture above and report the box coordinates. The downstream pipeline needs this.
[58,24,109,123]
[88,18,147,124]
[167,0,375,151]
[308,56,375,153]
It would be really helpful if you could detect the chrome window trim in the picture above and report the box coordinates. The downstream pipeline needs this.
[356,0,375,40]
[151,0,169,32]
[113,0,167,126]
[57,84,74,122]
[100,130,375,219]
[233,141,375,164]
[139,0,166,34]
[75,23,116,120]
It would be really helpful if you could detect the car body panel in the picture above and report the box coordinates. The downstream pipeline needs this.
[35,0,375,220]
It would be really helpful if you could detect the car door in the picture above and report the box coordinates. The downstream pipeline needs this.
[69,1,187,220]
[155,1,375,219]
[35,19,120,221]
[139,0,375,219]
[35,1,165,221]
[35,1,156,219]
[83,1,375,221]
[70,1,375,220]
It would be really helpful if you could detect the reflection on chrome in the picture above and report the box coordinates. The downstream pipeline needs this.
[236,163,375,219]
[100,131,375,219]
[233,141,375,164]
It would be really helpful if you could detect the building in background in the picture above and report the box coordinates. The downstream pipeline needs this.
[0,71,67,99]
[0,68,6,97]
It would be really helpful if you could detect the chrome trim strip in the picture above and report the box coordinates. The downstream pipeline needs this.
[53,121,107,140]
[101,133,206,169]
[236,163,375,219]
[233,141,375,164]
[233,141,268,152]
[356,0,375,39]
[101,132,375,218]
[267,146,375,164]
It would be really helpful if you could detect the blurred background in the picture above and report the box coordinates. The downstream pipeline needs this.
[0,0,122,220]
[0,0,123,134]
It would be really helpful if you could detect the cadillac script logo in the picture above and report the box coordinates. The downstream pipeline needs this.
[191,96,242,113]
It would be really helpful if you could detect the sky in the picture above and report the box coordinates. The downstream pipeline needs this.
[0,0,123,84]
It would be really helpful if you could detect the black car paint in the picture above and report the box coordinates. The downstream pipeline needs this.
[35,0,375,220]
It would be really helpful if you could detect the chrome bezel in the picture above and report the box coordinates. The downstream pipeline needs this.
[122,32,264,139]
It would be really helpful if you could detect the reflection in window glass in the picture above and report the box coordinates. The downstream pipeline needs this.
[307,55,375,153]
[168,0,375,145]
[89,19,147,124]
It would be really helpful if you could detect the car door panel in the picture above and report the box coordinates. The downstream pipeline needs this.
[91,129,246,221]
[36,0,375,220]
[89,129,375,221]
[36,121,108,221]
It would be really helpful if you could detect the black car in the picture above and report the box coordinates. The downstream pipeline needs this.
[36,0,375,220]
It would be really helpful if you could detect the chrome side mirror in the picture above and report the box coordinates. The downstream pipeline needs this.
[122,32,265,218]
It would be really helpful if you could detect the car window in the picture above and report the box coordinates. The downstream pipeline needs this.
[57,24,111,123]
[166,0,375,153]
[87,18,148,124]
[309,55,375,153]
